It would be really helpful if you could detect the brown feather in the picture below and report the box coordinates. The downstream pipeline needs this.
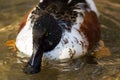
[80,11,101,50]
[18,9,33,33]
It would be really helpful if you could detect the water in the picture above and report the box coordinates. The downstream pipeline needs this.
[0,0,120,80]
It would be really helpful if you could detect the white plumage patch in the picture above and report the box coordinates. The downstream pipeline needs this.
[16,13,33,57]
[85,0,99,16]
[68,0,72,4]
[39,0,43,3]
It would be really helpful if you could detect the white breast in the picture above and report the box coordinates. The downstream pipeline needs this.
[43,27,88,60]
[16,14,33,57]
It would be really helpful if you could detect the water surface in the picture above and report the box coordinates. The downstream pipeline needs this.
[0,0,120,80]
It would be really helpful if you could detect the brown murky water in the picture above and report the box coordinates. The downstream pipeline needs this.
[0,0,120,80]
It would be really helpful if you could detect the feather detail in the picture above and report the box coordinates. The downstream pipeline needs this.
[80,11,101,50]
[18,9,33,33]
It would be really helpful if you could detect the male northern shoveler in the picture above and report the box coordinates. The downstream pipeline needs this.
[6,0,111,74]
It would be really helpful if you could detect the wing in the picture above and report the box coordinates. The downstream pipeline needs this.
[80,11,101,50]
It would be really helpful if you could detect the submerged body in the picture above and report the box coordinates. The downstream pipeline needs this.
[16,0,101,74]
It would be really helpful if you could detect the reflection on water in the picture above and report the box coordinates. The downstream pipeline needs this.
[0,0,37,27]
[0,0,120,80]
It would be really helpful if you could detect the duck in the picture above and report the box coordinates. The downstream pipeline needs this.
[5,0,111,74]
